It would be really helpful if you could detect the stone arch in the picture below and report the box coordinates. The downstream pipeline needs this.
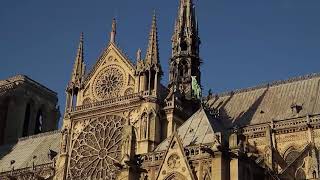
[178,59,189,78]
[140,112,148,139]
[34,104,46,134]
[283,145,302,165]
[164,172,186,180]
[295,168,306,180]
[124,87,134,95]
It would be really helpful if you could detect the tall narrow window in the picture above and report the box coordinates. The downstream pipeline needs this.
[0,98,9,144]
[22,104,31,137]
[35,110,43,134]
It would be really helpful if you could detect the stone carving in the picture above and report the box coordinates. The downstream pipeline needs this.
[61,128,69,154]
[82,97,91,105]
[124,87,134,96]
[93,65,125,100]
[167,154,181,169]
[69,115,126,179]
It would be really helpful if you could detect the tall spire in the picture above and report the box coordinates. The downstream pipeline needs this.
[172,0,200,56]
[110,18,117,43]
[145,11,159,65]
[71,32,85,84]
[168,0,201,100]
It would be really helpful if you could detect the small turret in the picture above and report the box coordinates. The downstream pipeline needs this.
[65,33,86,111]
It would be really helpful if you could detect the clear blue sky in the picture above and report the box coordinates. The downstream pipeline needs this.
[1,0,320,119]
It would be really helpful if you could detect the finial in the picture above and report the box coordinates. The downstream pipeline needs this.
[136,48,142,61]
[80,32,84,43]
[110,18,116,43]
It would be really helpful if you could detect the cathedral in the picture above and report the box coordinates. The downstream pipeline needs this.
[0,0,320,179]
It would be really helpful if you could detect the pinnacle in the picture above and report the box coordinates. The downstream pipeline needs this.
[145,12,159,65]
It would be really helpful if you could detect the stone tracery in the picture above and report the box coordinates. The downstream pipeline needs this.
[93,65,125,100]
[69,115,126,180]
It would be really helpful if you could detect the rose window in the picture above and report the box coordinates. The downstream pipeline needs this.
[69,115,126,180]
[94,66,124,100]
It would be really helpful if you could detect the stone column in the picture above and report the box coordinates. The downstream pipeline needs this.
[230,153,242,180]
[212,153,227,180]
[165,109,174,137]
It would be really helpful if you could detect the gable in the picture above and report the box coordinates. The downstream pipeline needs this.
[156,133,195,180]
[80,43,136,103]
[156,108,225,151]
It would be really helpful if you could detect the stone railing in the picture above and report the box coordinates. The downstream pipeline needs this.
[139,144,214,165]
[71,92,143,112]
[242,114,320,135]
[139,151,165,164]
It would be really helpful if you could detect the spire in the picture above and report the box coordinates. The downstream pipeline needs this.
[145,11,159,65]
[110,18,117,43]
[172,0,200,56]
[71,32,85,84]
[168,0,201,100]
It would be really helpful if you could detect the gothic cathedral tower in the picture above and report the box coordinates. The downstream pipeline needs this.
[169,0,201,100]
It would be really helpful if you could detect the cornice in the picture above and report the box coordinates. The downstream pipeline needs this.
[242,114,320,136]
[0,75,57,101]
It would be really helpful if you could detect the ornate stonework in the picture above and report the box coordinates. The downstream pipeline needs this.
[3,1,320,180]
[68,115,126,179]
[93,65,125,100]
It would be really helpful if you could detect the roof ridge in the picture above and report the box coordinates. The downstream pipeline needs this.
[18,130,60,142]
[0,74,57,96]
[214,72,320,97]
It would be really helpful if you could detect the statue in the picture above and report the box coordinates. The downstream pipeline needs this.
[61,128,69,154]
[121,119,135,166]
[191,76,201,99]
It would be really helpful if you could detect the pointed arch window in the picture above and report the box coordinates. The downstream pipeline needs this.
[22,103,31,137]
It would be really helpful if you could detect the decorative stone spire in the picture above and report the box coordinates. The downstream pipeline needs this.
[66,32,86,111]
[110,18,117,43]
[168,0,201,100]
[70,32,85,85]
[136,48,142,62]
[145,11,159,65]
[172,0,200,56]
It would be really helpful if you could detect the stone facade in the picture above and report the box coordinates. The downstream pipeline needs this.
[0,75,60,145]
[0,0,320,180]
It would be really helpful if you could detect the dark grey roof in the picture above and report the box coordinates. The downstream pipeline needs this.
[0,131,61,173]
[155,108,225,151]
[206,73,320,126]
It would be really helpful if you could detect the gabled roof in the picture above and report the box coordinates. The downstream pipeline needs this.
[155,108,225,151]
[0,131,61,173]
[206,73,320,127]
[83,42,135,85]
[156,133,195,180]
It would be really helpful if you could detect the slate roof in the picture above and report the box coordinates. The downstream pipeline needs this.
[0,131,61,173]
[156,108,225,151]
[206,73,320,127]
